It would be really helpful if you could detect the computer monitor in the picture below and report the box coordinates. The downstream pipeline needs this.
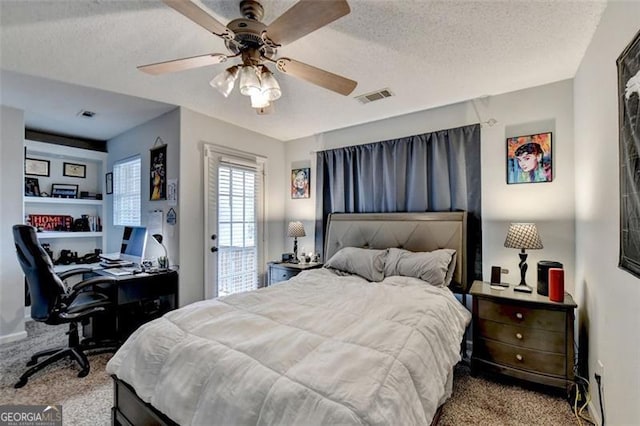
[119,226,148,265]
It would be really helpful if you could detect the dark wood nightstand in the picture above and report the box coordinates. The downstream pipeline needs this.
[267,262,323,286]
[470,280,577,392]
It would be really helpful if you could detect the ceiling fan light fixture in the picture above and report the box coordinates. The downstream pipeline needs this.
[250,91,270,108]
[239,65,261,96]
[210,65,239,97]
[260,66,282,101]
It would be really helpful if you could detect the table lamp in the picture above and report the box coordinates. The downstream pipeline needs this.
[287,221,306,263]
[152,233,169,271]
[504,223,543,293]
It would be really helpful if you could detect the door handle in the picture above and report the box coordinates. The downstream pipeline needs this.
[211,234,217,240]
[210,247,218,253]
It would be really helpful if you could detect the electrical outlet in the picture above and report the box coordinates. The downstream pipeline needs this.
[596,359,604,378]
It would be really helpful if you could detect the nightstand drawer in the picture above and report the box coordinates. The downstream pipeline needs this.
[477,319,566,353]
[271,267,298,283]
[477,299,566,332]
[475,338,566,376]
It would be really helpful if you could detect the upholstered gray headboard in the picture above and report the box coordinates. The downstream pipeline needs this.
[324,212,468,290]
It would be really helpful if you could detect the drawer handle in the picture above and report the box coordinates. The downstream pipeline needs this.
[515,312,524,320]
[516,354,524,362]
[515,333,523,340]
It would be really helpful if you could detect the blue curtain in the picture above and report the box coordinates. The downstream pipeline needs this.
[315,123,482,286]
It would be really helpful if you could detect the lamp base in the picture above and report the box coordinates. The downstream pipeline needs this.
[513,284,533,293]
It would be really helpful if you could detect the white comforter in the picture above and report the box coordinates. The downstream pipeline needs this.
[106,268,471,426]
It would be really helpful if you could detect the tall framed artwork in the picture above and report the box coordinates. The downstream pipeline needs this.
[617,29,640,278]
[506,132,553,184]
[291,167,310,199]
[150,142,167,201]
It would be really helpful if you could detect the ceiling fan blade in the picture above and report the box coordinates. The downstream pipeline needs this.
[138,53,228,75]
[276,58,357,96]
[266,0,350,46]
[162,0,233,39]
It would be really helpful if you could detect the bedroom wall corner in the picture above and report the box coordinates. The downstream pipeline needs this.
[0,105,28,344]
[284,81,576,297]
[573,2,640,424]
[284,135,319,257]
[106,108,181,269]
[178,107,286,306]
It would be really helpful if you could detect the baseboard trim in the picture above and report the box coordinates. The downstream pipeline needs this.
[588,399,602,426]
[0,330,27,345]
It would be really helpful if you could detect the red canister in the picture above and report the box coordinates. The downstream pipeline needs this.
[548,268,564,302]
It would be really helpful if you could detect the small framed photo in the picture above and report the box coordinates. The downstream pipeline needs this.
[506,132,553,184]
[25,158,50,177]
[51,183,79,199]
[63,162,86,178]
[105,172,113,195]
[291,167,310,199]
[25,177,41,197]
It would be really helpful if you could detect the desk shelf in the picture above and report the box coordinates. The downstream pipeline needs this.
[37,231,103,239]
[25,197,103,206]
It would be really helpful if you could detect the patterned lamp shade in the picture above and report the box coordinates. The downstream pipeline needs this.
[504,223,543,250]
[287,221,306,238]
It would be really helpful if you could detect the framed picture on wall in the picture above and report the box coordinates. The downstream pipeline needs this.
[63,162,86,178]
[291,167,310,199]
[506,132,553,184]
[25,158,50,177]
[150,144,167,201]
[617,29,640,278]
[105,172,113,195]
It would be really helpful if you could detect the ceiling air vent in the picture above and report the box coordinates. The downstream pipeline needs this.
[355,88,394,105]
[77,110,96,118]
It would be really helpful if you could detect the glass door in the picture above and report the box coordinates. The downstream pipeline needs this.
[204,146,264,298]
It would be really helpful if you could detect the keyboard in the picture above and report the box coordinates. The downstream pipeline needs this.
[102,267,137,276]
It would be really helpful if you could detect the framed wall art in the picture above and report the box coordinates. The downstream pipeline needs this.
[150,141,167,201]
[105,172,113,195]
[506,132,552,184]
[291,167,310,199]
[63,162,86,178]
[25,158,50,177]
[617,29,640,278]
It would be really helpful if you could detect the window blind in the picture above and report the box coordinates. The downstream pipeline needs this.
[113,156,141,226]
[217,162,259,295]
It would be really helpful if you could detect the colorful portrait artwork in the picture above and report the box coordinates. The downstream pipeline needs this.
[150,144,167,200]
[506,132,552,184]
[291,168,310,199]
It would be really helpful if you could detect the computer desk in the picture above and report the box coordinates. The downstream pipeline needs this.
[82,269,179,344]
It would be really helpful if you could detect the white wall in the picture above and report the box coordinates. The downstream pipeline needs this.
[106,108,181,269]
[285,79,576,294]
[179,107,286,306]
[0,105,27,344]
[573,2,640,424]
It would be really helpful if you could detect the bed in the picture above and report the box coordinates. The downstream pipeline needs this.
[106,212,472,426]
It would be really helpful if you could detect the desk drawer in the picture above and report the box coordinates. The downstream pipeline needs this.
[475,338,566,376]
[477,319,566,353]
[477,298,565,332]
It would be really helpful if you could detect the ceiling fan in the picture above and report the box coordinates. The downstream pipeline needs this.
[139,0,358,113]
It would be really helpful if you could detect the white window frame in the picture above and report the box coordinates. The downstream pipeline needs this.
[113,155,141,226]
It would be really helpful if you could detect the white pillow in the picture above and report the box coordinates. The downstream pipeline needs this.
[384,248,457,287]
[324,247,387,282]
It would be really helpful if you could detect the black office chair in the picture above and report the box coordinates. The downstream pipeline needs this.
[12,225,117,388]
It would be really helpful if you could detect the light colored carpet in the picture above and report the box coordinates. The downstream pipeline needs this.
[1,322,586,425]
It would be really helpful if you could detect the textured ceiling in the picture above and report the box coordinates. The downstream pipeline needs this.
[0,0,607,141]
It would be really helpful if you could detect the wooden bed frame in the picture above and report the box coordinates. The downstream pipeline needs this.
[111,212,469,425]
